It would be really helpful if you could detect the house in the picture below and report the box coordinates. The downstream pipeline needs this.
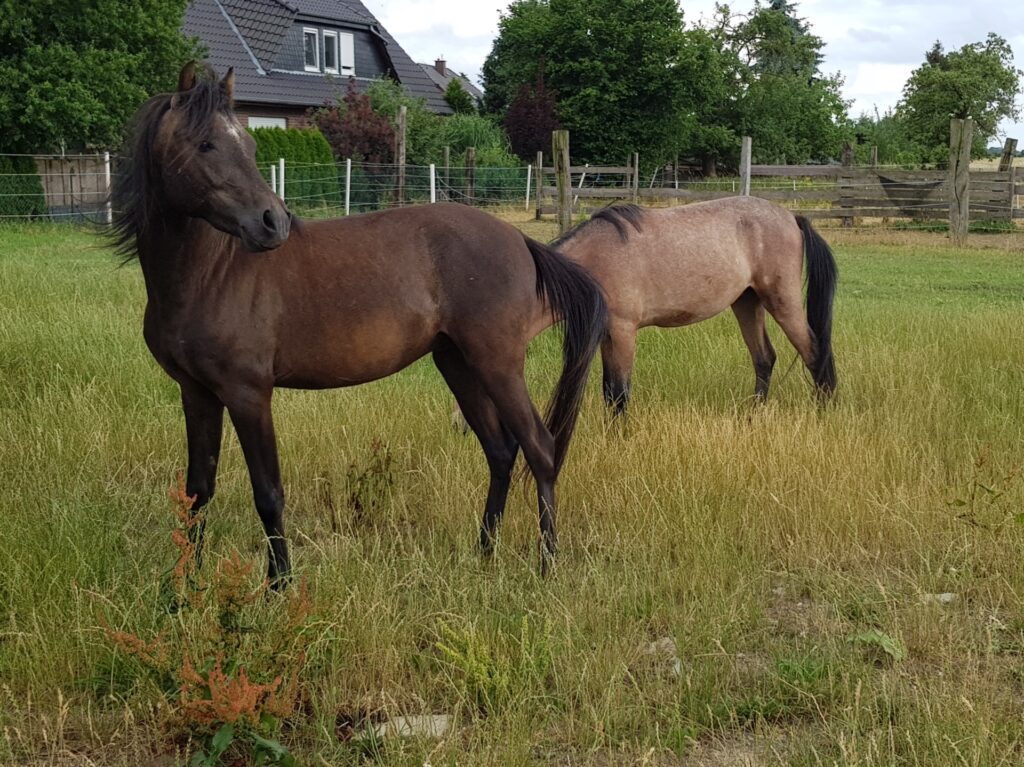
[183,0,452,129]
[419,58,484,109]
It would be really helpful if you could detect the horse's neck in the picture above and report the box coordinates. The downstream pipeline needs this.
[137,215,234,312]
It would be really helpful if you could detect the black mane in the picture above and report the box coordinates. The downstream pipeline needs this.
[109,68,233,261]
[552,203,645,248]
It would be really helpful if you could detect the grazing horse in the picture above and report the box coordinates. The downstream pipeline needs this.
[111,64,607,583]
[453,198,837,425]
[555,199,837,413]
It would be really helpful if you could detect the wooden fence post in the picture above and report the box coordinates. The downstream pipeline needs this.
[553,130,572,234]
[739,136,752,196]
[998,137,1018,172]
[870,145,879,168]
[535,150,544,220]
[949,117,973,247]
[396,105,407,205]
[632,152,640,204]
[1009,164,1018,223]
[840,141,854,227]
[465,146,476,204]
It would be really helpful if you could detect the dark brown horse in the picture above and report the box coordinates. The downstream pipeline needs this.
[554,200,837,413]
[111,64,607,583]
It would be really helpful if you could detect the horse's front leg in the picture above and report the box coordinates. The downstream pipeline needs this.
[181,381,225,569]
[227,391,290,588]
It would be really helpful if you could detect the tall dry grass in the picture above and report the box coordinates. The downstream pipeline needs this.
[0,216,1022,765]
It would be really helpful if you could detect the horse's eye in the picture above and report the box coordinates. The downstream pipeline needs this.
[198,141,214,153]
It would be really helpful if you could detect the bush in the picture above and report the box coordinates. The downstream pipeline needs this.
[248,127,341,211]
[309,80,395,165]
[0,157,46,218]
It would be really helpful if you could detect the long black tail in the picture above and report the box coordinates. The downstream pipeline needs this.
[525,237,608,475]
[795,215,838,395]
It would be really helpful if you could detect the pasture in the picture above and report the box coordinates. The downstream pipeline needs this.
[1,213,1023,766]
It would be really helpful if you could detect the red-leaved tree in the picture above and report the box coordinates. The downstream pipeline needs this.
[502,69,560,161]
[310,79,395,163]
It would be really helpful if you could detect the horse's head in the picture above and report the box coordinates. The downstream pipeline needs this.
[153,63,291,252]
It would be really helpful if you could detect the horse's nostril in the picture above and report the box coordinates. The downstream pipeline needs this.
[262,209,277,232]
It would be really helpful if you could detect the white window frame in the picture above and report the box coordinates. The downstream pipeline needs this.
[339,31,355,76]
[303,27,319,72]
[323,30,340,74]
[248,116,287,130]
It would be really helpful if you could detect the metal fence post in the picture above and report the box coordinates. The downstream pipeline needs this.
[103,151,112,224]
[278,157,285,202]
[344,158,351,216]
[525,163,532,211]
[270,164,277,196]
[429,163,436,203]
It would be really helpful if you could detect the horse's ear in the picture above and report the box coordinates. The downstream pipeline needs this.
[171,61,197,108]
[177,61,197,92]
[222,67,235,104]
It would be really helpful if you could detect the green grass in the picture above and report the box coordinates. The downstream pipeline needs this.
[1,219,1023,765]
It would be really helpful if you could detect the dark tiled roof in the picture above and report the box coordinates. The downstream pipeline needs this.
[289,0,375,24]
[218,0,293,71]
[183,0,452,114]
[419,62,484,103]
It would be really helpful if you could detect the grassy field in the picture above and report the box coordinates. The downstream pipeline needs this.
[1,213,1023,766]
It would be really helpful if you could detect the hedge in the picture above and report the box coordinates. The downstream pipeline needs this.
[248,127,341,209]
[0,157,46,218]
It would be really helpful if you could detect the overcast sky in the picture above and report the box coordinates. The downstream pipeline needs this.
[365,0,1024,145]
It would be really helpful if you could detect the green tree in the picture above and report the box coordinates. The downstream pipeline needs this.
[897,34,1021,163]
[720,1,848,163]
[0,0,202,152]
[483,0,689,165]
[444,78,477,115]
[480,0,554,117]
[366,78,445,166]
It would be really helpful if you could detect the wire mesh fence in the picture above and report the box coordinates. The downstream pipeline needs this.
[0,153,1019,241]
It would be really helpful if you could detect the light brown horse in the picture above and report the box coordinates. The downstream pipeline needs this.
[111,64,607,584]
[556,199,837,413]
[454,197,836,426]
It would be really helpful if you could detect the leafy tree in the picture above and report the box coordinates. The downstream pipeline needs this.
[444,78,477,115]
[0,0,202,152]
[849,109,926,166]
[483,0,689,165]
[675,25,741,175]
[481,0,554,117]
[897,34,1021,163]
[310,80,395,163]
[503,70,560,160]
[719,1,848,163]
[366,78,445,165]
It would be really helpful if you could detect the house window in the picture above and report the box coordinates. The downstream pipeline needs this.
[339,32,355,75]
[248,116,287,129]
[303,27,319,72]
[323,30,339,74]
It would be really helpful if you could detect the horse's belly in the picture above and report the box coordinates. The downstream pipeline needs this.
[274,315,437,389]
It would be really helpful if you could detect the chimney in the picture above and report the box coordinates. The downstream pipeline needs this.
[434,58,446,76]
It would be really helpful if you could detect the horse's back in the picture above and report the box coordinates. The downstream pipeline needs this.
[572,197,802,328]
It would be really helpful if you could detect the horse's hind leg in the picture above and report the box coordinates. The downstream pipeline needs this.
[601,320,637,416]
[762,289,818,390]
[731,288,776,400]
[462,353,560,573]
[433,339,518,557]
